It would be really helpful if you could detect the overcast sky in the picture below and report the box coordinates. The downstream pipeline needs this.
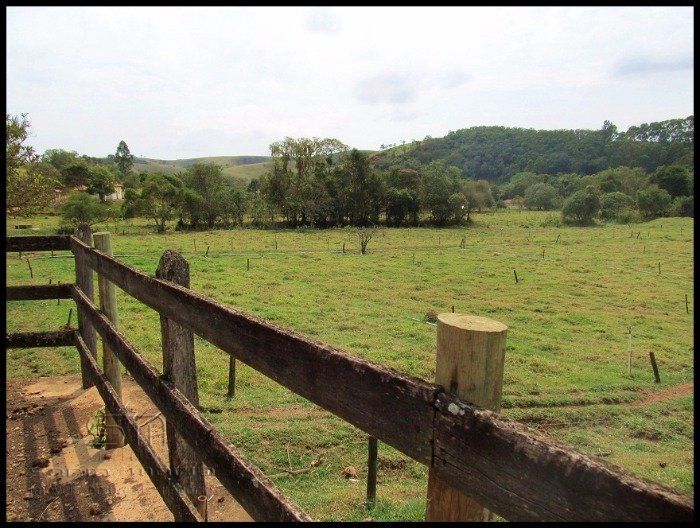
[6,6,694,159]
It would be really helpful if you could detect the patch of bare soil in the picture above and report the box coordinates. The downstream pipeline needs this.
[6,374,252,522]
[629,382,694,408]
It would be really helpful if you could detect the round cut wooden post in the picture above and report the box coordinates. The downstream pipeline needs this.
[156,250,206,518]
[426,313,507,521]
[93,232,125,448]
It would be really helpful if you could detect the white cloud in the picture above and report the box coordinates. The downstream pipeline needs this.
[6,6,693,158]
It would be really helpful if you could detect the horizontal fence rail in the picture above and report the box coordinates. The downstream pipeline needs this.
[71,284,310,522]
[6,330,75,349]
[7,284,73,301]
[73,331,202,522]
[6,235,71,252]
[5,236,695,522]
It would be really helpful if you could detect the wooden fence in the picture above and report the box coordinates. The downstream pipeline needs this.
[5,232,694,522]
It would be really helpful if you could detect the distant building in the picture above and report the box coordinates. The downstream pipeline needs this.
[105,183,124,202]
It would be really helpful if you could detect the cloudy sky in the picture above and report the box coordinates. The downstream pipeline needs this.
[6,6,694,159]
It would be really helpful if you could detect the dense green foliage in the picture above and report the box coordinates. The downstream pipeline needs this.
[6,114,59,216]
[562,186,601,225]
[371,117,693,183]
[60,191,111,229]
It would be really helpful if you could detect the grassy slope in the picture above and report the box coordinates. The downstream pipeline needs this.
[6,211,694,520]
[133,156,272,184]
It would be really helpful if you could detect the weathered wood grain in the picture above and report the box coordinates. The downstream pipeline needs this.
[70,236,438,464]
[72,284,311,522]
[155,250,206,517]
[6,284,72,301]
[6,330,75,348]
[73,332,202,522]
[432,392,694,522]
[74,226,97,389]
[6,235,71,252]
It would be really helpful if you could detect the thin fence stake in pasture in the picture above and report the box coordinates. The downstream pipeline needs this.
[542,248,545,259]
[228,356,236,398]
[627,326,633,376]
[205,245,210,258]
[275,235,278,251]
[247,258,250,271]
[451,305,455,313]
[366,436,378,509]
[66,308,73,328]
[57,280,60,305]
[513,270,519,283]
[658,262,661,275]
[26,258,33,279]
[685,294,689,314]
[412,252,415,264]
[193,239,197,252]
[637,232,640,239]
[555,234,560,243]
[649,352,661,384]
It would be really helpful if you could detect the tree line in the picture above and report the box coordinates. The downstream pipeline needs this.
[371,117,694,183]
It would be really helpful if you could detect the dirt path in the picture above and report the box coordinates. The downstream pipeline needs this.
[6,374,252,522]
[629,382,694,407]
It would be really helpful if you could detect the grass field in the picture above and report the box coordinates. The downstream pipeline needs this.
[6,210,694,520]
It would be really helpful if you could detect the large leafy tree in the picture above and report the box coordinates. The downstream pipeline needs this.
[61,191,110,228]
[562,186,601,225]
[184,163,227,228]
[649,165,691,197]
[637,185,672,219]
[523,182,558,211]
[421,161,461,225]
[6,114,59,217]
[114,140,134,180]
[88,165,118,201]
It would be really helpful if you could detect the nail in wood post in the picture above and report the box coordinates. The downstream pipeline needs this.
[93,232,125,448]
[75,224,98,389]
[366,436,378,509]
[156,250,206,517]
[227,355,236,398]
[426,313,507,521]
[649,352,661,383]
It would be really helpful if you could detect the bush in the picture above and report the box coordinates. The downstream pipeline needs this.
[562,186,600,225]
[649,165,691,197]
[524,183,558,211]
[637,185,672,219]
[600,192,635,220]
[60,191,110,229]
[670,196,693,217]
[615,208,642,224]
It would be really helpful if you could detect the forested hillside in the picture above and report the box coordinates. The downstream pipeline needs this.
[370,117,694,183]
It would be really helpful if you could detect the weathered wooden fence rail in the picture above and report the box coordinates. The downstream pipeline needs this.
[6,234,695,522]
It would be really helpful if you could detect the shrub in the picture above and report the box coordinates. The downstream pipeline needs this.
[524,183,558,211]
[562,186,600,225]
[615,208,642,224]
[649,165,691,197]
[670,196,693,217]
[600,192,635,220]
[60,191,110,229]
[637,185,672,219]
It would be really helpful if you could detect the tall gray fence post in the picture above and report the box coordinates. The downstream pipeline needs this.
[156,250,206,519]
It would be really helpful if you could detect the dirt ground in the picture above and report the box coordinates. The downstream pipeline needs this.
[6,374,252,522]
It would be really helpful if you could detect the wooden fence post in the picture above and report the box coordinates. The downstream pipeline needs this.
[227,356,236,398]
[155,250,206,519]
[426,313,507,521]
[366,436,378,509]
[75,224,98,389]
[93,232,125,448]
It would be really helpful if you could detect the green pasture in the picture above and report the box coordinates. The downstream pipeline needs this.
[5,209,694,520]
